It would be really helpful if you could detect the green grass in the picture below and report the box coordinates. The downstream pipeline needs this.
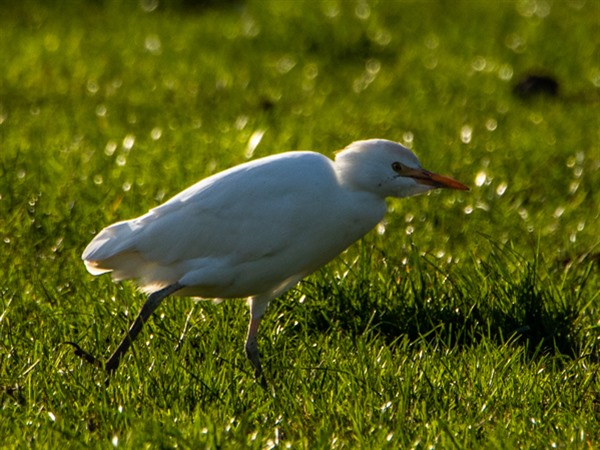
[1,0,599,448]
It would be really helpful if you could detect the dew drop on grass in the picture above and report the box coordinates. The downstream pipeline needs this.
[505,33,526,53]
[108,78,123,94]
[235,116,248,130]
[475,171,487,187]
[122,134,135,151]
[303,63,319,81]
[366,59,381,76]
[553,206,565,218]
[242,15,260,38]
[245,129,265,159]
[145,34,162,54]
[323,3,339,18]
[140,0,159,12]
[485,118,498,131]
[496,182,507,196]
[518,207,528,220]
[569,181,579,194]
[498,64,513,81]
[529,113,543,125]
[476,201,490,211]
[423,54,438,70]
[116,155,127,167]
[111,435,118,447]
[464,205,473,215]
[87,79,99,95]
[461,125,472,144]
[355,3,371,19]
[48,412,56,422]
[150,127,162,140]
[472,56,486,72]
[96,104,107,117]
[380,401,393,412]
[105,141,117,156]
[276,56,296,74]
[373,29,391,46]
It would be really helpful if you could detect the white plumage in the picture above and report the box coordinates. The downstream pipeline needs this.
[81,139,468,381]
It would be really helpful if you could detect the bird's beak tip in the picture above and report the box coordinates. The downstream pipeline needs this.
[425,171,470,191]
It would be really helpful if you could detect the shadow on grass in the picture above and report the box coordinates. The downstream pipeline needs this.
[277,242,598,363]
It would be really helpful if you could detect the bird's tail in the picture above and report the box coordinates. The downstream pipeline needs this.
[82,219,176,293]
[82,220,139,276]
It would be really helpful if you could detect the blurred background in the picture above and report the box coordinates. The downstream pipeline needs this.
[2,0,598,259]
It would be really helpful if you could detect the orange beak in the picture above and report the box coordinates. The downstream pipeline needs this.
[406,168,470,191]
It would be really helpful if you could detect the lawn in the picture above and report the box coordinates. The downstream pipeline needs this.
[1,0,599,448]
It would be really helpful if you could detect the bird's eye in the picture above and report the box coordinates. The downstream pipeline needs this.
[392,162,403,173]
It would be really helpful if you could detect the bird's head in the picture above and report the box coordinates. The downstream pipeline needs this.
[334,139,469,198]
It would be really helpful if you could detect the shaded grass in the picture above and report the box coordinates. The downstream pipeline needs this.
[289,240,597,361]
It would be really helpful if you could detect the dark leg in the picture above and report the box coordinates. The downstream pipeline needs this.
[245,295,272,388]
[105,282,182,373]
[245,315,264,381]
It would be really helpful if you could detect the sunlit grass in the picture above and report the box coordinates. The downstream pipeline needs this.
[1,0,599,448]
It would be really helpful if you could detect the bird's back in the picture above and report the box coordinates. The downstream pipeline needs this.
[82,151,385,297]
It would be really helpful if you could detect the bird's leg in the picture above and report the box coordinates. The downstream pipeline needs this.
[105,282,182,373]
[245,316,264,379]
[245,296,270,387]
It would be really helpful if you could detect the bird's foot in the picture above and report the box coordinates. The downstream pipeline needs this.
[245,339,268,388]
[64,341,104,369]
[255,367,269,390]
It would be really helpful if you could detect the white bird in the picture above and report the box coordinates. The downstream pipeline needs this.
[80,139,468,382]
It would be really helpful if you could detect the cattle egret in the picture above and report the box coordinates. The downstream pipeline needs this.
[80,139,468,382]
